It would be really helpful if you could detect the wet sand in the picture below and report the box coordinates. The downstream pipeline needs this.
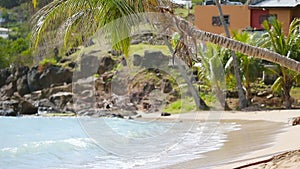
[166,120,285,169]
[139,109,300,168]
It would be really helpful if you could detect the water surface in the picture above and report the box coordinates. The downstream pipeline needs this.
[0,116,240,169]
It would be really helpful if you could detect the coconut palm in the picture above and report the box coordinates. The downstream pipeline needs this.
[32,0,300,73]
[231,31,264,100]
[214,0,248,108]
[31,0,300,111]
[259,18,300,108]
[198,43,231,110]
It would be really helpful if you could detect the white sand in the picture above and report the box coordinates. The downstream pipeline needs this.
[139,109,300,168]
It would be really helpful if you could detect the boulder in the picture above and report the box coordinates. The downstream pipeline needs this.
[27,66,42,92]
[0,109,17,116]
[15,66,29,78]
[17,75,30,96]
[133,54,142,66]
[39,65,73,89]
[0,82,17,98]
[79,55,99,78]
[0,100,18,116]
[0,68,11,87]
[27,65,72,92]
[98,56,116,74]
[49,92,73,108]
[142,50,165,67]
[19,100,38,115]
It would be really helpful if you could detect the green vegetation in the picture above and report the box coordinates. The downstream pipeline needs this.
[0,3,33,68]
[129,44,171,56]
[164,97,196,114]
[260,18,300,108]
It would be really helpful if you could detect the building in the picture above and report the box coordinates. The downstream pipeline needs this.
[195,5,250,35]
[194,0,300,35]
[250,0,300,34]
[0,27,10,39]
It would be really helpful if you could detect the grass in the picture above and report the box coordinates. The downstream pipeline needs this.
[164,97,196,114]
[129,44,171,56]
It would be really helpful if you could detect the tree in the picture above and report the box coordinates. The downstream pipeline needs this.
[260,18,300,108]
[32,0,300,72]
[198,43,230,110]
[231,31,263,100]
[214,0,248,109]
[32,0,300,111]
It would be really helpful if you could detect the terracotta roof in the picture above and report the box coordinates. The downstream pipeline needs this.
[250,0,300,8]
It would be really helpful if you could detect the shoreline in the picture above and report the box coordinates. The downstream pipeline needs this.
[139,109,300,168]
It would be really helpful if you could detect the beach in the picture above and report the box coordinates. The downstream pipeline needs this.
[140,109,300,168]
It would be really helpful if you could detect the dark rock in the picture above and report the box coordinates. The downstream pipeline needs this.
[142,102,151,110]
[0,109,18,116]
[161,112,171,116]
[290,117,300,126]
[17,75,30,96]
[98,56,116,74]
[27,66,42,92]
[39,65,73,89]
[161,79,172,93]
[16,66,29,78]
[19,100,38,115]
[0,82,17,98]
[112,113,124,118]
[133,54,142,66]
[79,55,99,78]
[0,100,19,116]
[142,51,165,67]
[49,92,73,108]
[0,68,11,87]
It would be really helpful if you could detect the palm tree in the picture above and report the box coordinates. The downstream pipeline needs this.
[198,43,231,110]
[32,0,300,74]
[214,0,248,109]
[260,18,300,108]
[231,31,264,100]
[31,0,300,111]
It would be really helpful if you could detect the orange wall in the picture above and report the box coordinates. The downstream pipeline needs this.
[269,9,292,34]
[195,5,251,36]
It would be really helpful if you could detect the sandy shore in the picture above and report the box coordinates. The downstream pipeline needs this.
[139,109,300,168]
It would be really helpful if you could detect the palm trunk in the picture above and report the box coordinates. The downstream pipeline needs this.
[215,0,248,109]
[164,38,209,110]
[168,15,300,73]
[283,84,292,109]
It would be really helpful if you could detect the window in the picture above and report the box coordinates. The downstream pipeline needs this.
[212,15,230,26]
[259,14,277,24]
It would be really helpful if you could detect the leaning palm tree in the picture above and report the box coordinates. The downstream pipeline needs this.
[32,0,300,73]
[32,0,300,112]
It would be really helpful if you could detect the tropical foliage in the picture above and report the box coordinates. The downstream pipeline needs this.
[260,18,300,108]
[31,0,171,57]
[231,31,263,99]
